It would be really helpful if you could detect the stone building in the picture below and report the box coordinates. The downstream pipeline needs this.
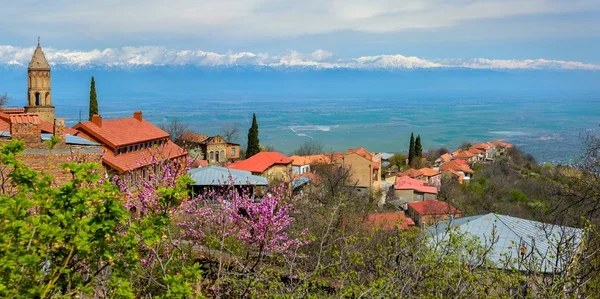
[0,113,103,189]
[24,40,55,123]
[331,147,382,190]
[176,132,240,165]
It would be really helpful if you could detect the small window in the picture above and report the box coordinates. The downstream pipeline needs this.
[231,148,235,156]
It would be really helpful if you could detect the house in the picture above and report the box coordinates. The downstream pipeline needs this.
[467,148,485,161]
[188,166,268,196]
[177,132,240,165]
[73,112,188,180]
[398,168,424,180]
[417,168,441,189]
[331,147,382,189]
[290,154,331,175]
[491,141,514,154]
[392,176,438,204]
[434,153,452,167]
[428,213,582,274]
[227,151,292,184]
[407,200,462,227]
[471,142,496,160]
[439,160,474,181]
[452,150,477,162]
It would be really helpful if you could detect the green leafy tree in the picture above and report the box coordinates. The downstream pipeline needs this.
[246,113,260,158]
[89,76,98,121]
[408,132,415,165]
[0,140,136,298]
[415,134,423,162]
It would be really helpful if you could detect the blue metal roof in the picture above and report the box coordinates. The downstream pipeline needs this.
[292,176,312,189]
[41,133,101,146]
[188,166,268,186]
[428,213,582,273]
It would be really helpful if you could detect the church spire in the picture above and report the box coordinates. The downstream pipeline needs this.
[28,38,50,70]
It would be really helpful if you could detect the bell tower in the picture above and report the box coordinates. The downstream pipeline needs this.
[25,38,55,123]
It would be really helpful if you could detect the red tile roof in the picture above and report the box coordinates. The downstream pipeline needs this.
[73,112,170,149]
[178,132,209,143]
[103,140,187,172]
[398,168,423,178]
[437,153,452,163]
[0,107,25,114]
[10,114,41,124]
[394,176,438,194]
[468,148,484,155]
[418,168,440,177]
[191,159,209,167]
[363,212,415,230]
[408,200,461,216]
[453,150,476,159]
[439,160,474,174]
[332,147,377,162]
[227,152,292,173]
[290,154,331,166]
[472,142,494,151]
[491,141,514,148]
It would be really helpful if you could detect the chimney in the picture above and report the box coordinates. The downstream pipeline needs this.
[91,114,102,127]
[133,111,142,121]
[53,118,66,143]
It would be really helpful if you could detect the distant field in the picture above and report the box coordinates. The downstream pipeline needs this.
[1,67,598,163]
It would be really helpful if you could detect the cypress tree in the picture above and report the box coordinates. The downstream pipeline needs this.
[415,135,423,162]
[246,113,260,158]
[408,132,415,165]
[88,76,98,121]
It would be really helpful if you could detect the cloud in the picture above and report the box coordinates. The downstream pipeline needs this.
[1,0,598,40]
[1,45,598,70]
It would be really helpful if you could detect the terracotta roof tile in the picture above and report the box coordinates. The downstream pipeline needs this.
[227,152,292,173]
[418,168,440,177]
[191,159,209,167]
[398,168,423,178]
[394,176,438,194]
[437,153,452,163]
[179,132,210,143]
[443,169,464,184]
[0,108,25,114]
[73,113,170,149]
[408,200,461,216]
[439,160,474,174]
[290,154,331,166]
[453,151,476,159]
[491,141,513,148]
[103,141,187,172]
[10,114,41,124]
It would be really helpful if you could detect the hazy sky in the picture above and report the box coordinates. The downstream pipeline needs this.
[1,0,599,65]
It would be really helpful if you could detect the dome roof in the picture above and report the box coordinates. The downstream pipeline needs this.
[28,44,50,70]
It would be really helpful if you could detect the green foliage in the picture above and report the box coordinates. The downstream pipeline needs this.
[408,132,415,165]
[510,189,528,202]
[89,76,98,121]
[0,141,134,298]
[415,134,423,161]
[246,113,260,158]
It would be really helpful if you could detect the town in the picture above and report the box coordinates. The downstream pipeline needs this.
[0,41,598,298]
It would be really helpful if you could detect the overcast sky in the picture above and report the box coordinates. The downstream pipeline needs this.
[1,0,599,67]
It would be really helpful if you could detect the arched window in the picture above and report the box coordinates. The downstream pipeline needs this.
[35,93,41,106]
[209,151,214,161]
[215,151,220,162]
